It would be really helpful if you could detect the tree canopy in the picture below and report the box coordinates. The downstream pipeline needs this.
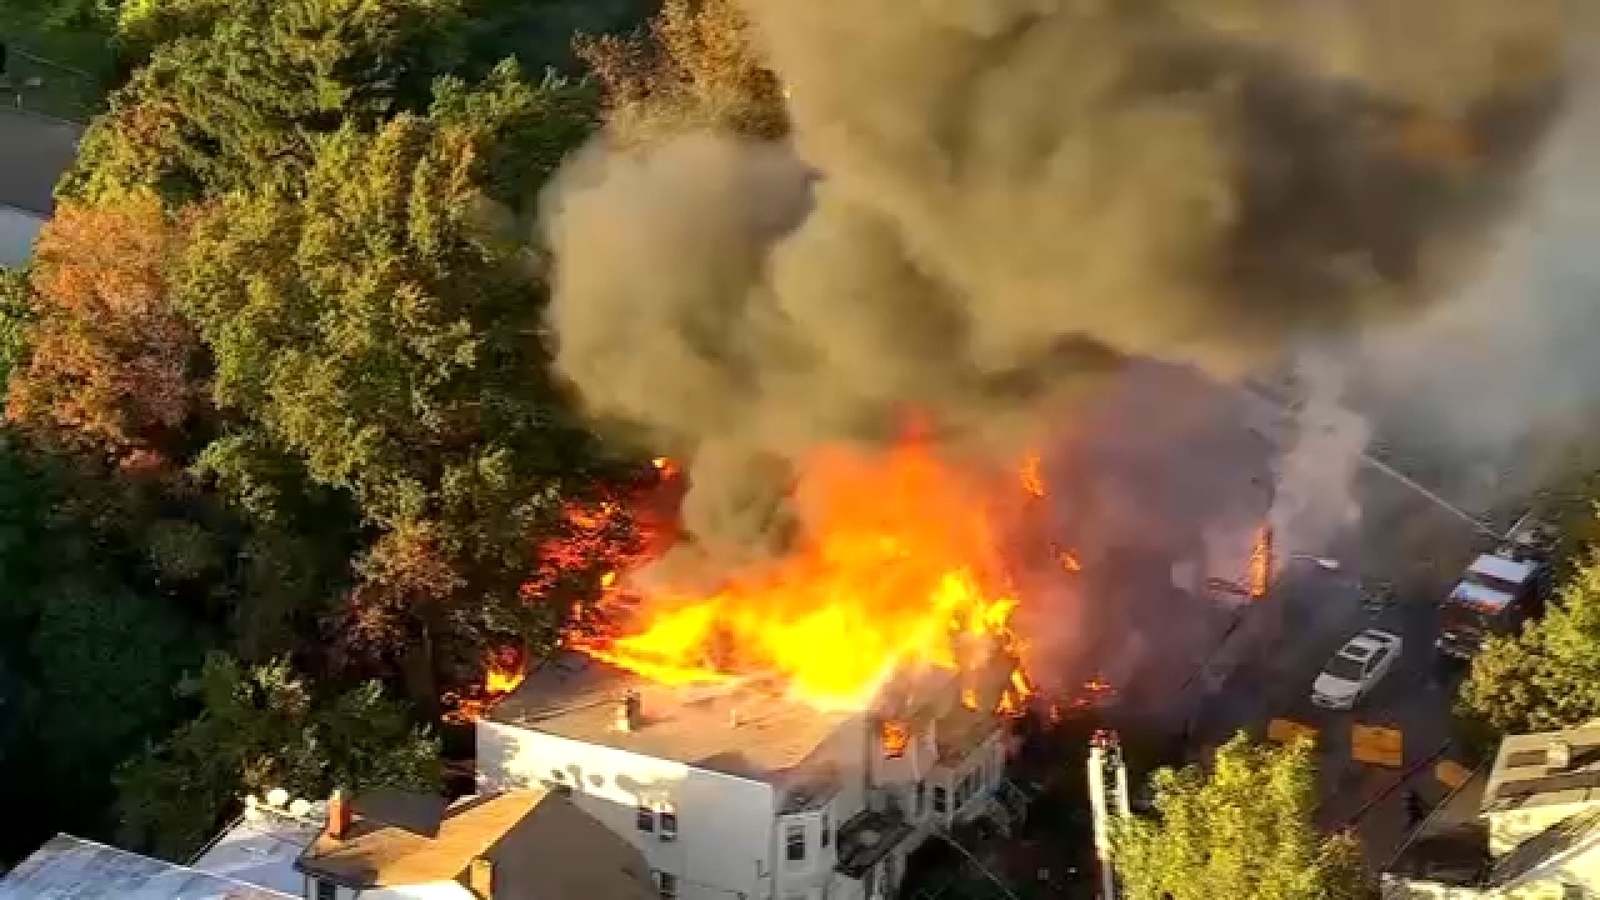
[1111,735,1369,900]
[115,654,440,859]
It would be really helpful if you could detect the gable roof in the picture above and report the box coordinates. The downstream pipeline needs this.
[297,788,654,899]
[0,834,295,900]
[0,109,82,217]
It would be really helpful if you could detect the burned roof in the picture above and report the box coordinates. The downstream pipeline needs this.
[934,704,1002,766]
[834,809,916,879]
[298,788,653,899]
[1484,724,1600,813]
[488,653,854,781]
[0,834,294,900]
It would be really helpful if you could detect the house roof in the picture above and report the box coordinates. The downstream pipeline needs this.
[1484,724,1600,813]
[298,788,652,899]
[191,811,322,896]
[0,109,81,217]
[0,834,295,900]
[1469,554,1535,587]
[488,653,852,781]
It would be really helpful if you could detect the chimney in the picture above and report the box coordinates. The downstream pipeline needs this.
[1548,740,1574,772]
[616,690,642,733]
[467,856,494,898]
[326,788,353,841]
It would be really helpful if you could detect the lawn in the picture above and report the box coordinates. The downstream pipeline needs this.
[0,12,114,122]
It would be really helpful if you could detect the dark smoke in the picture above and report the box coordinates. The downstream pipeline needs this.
[542,0,1572,563]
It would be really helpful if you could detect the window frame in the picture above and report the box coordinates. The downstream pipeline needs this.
[637,806,656,833]
[656,871,678,900]
[314,879,337,900]
[659,809,679,842]
[932,785,948,814]
[821,810,831,848]
[785,821,807,863]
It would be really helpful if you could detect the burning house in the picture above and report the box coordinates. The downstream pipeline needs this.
[477,654,1017,900]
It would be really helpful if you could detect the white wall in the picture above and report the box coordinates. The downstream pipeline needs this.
[1488,803,1593,858]
[362,883,474,900]
[479,720,776,900]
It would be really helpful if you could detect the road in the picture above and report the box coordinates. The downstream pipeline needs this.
[1187,454,1508,868]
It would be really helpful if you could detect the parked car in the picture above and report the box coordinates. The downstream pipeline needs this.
[1311,628,1403,710]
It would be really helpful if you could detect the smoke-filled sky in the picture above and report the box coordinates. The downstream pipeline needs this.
[542,0,1572,565]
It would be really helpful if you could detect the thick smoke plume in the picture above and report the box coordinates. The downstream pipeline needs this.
[543,0,1571,563]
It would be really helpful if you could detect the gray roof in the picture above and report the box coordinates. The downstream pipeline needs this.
[0,833,296,899]
[0,109,82,217]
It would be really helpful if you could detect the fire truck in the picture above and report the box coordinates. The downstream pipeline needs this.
[1435,515,1552,661]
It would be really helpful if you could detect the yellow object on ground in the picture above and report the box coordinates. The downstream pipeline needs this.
[1352,723,1404,768]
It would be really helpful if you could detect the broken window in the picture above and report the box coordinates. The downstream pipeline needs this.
[637,806,655,832]
[786,822,806,862]
[933,786,947,814]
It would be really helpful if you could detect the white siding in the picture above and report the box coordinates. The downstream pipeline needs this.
[479,720,776,900]
[361,883,474,900]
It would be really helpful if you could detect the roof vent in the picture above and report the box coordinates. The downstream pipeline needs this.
[1548,740,1574,772]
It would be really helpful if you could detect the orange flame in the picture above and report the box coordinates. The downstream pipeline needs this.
[443,645,528,724]
[1020,452,1045,498]
[577,443,1036,712]
[1059,550,1081,572]
[1248,525,1273,599]
[652,456,679,479]
[881,719,911,759]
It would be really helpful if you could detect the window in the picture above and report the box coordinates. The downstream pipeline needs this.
[315,879,337,900]
[637,806,655,832]
[786,822,807,863]
[914,781,926,817]
[656,871,678,900]
[821,811,831,848]
[659,809,678,842]
[933,786,947,814]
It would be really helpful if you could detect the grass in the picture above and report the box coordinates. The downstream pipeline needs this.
[0,12,114,121]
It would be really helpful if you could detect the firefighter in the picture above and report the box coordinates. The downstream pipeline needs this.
[1405,789,1427,828]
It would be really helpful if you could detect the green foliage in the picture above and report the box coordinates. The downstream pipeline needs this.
[61,0,471,205]
[0,270,34,403]
[176,65,612,659]
[1111,735,1369,900]
[115,654,441,860]
[1458,550,1600,735]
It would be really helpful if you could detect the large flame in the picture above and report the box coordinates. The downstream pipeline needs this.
[575,442,1036,712]
[442,645,528,724]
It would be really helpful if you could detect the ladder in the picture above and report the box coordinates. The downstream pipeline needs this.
[1087,730,1132,900]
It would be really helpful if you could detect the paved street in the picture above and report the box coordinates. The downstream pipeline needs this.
[1187,451,1515,868]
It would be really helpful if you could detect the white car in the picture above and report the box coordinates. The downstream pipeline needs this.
[1311,628,1403,710]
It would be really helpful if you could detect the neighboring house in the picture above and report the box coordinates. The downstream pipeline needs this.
[0,107,81,267]
[1384,722,1600,899]
[0,786,655,900]
[476,653,1022,900]
[0,833,296,899]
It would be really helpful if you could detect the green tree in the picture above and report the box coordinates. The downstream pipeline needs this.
[176,64,617,691]
[1111,735,1368,900]
[61,0,471,206]
[1457,552,1600,736]
[115,654,440,860]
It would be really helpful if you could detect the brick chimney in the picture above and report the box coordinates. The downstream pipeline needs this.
[467,856,494,898]
[615,690,642,733]
[326,788,353,841]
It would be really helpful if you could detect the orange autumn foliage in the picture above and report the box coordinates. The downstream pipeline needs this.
[7,196,205,458]
[576,0,787,144]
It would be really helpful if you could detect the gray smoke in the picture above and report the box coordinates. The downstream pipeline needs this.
[542,0,1574,563]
